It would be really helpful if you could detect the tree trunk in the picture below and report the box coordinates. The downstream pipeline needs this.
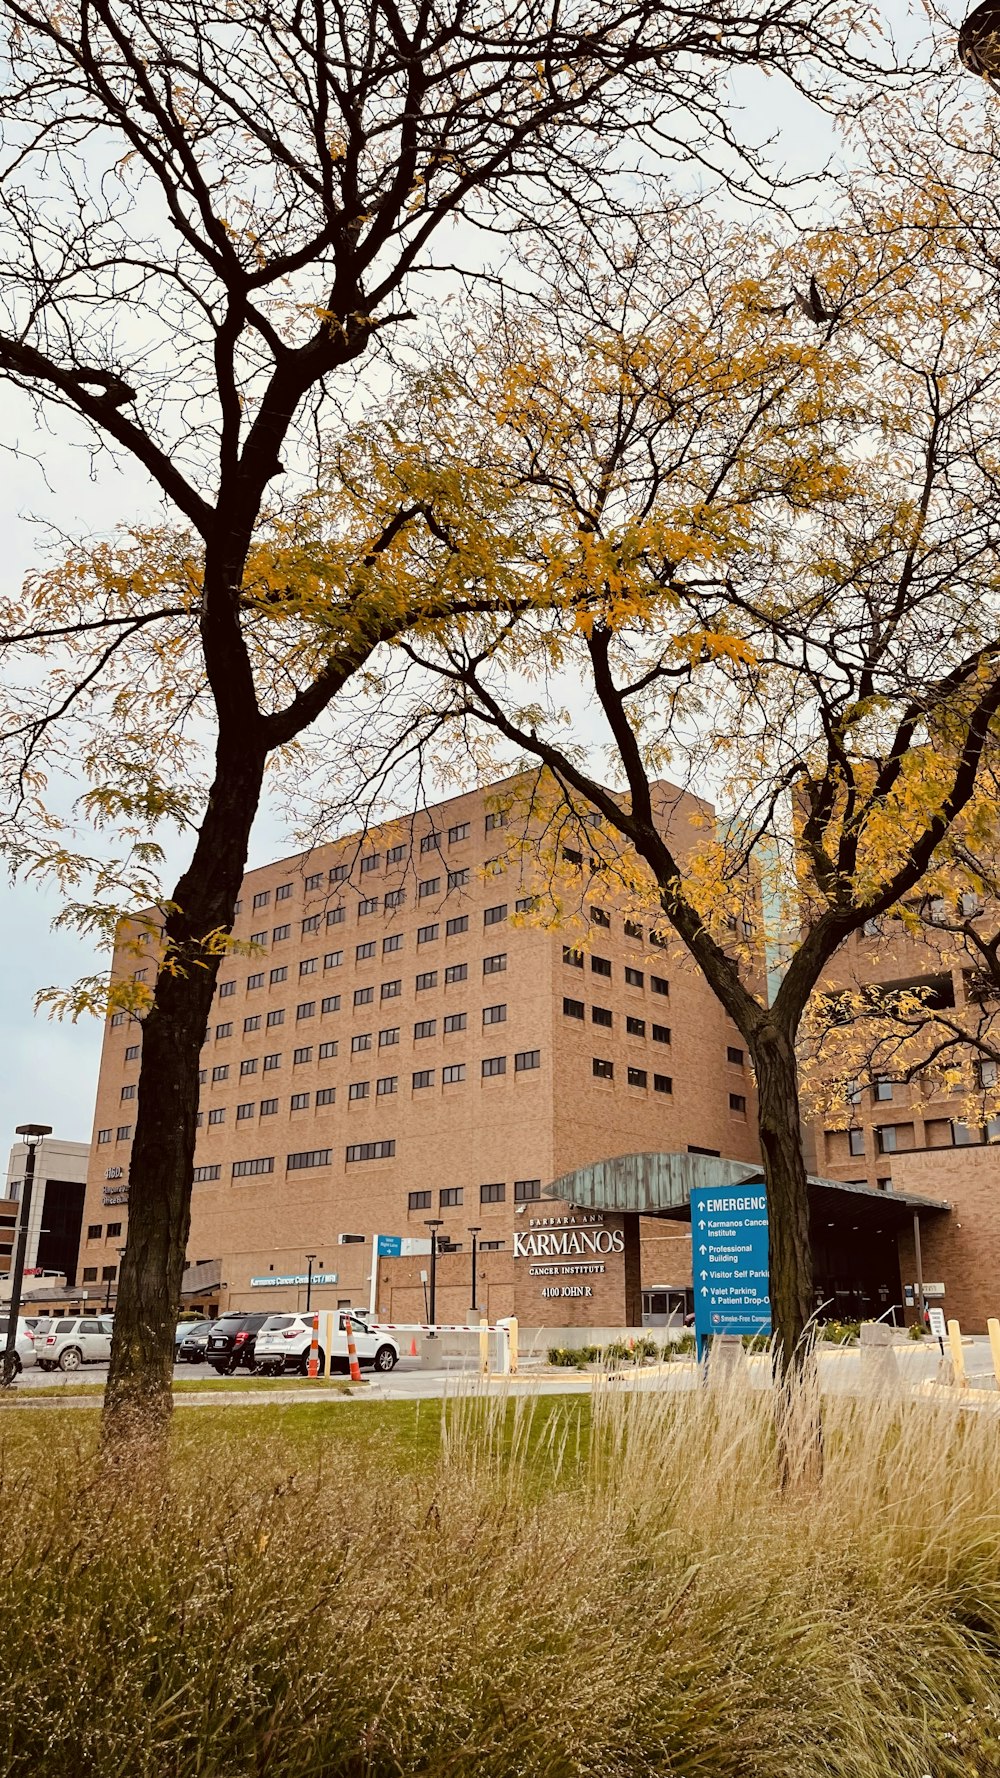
[102,731,266,1442]
[751,1024,814,1374]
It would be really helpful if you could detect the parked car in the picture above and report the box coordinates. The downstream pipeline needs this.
[34,1315,114,1371]
[0,1316,38,1372]
[176,1319,214,1363]
[204,1311,271,1374]
[253,1311,399,1376]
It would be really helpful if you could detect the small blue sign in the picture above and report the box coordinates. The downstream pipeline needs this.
[376,1234,402,1257]
[690,1183,771,1360]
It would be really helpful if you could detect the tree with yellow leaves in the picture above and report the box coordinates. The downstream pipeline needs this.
[380,190,1000,1376]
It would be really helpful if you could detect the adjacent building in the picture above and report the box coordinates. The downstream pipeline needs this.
[2,1136,89,1304]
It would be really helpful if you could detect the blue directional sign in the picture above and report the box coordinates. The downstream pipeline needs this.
[376,1234,402,1258]
[690,1183,771,1360]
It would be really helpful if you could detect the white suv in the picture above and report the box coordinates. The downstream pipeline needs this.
[0,1316,38,1373]
[253,1312,399,1376]
[34,1315,114,1371]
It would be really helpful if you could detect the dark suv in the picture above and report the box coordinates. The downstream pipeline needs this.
[204,1312,271,1374]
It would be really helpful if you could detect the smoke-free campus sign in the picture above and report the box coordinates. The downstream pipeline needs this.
[690,1184,771,1357]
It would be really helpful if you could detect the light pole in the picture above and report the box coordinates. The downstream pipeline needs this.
[467,1226,482,1316]
[105,1245,127,1312]
[2,1123,52,1388]
[305,1253,317,1314]
[424,1219,443,1333]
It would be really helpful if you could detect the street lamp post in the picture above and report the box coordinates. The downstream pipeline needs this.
[2,1123,52,1388]
[305,1254,317,1314]
[424,1219,443,1333]
[467,1226,482,1316]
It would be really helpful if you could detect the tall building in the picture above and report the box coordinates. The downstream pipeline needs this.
[2,1136,89,1302]
[78,776,761,1320]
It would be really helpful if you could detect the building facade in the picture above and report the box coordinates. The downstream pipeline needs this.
[2,1136,89,1303]
[78,777,761,1322]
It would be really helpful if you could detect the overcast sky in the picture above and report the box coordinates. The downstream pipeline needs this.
[0,5,958,1152]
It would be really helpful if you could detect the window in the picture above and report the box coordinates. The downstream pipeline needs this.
[354,986,374,1006]
[445,963,468,984]
[515,1050,540,1072]
[377,1076,398,1096]
[444,1012,467,1033]
[303,874,321,893]
[250,931,267,947]
[300,958,318,976]
[447,915,469,937]
[441,1186,463,1206]
[652,1024,671,1045]
[409,1189,431,1210]
[236,1102,255,1121]
[414,1019,437,1039]
[240,1058,258,1077]
[270,966,288,985]
[110,1012,125,1027]
[247,972,265,990]
[480,1240,504,1252]
[324,950,343,969]
[416,971,438,991]
[319,1040,338,1060]
[591,956,611,978]
[514,1178,541,1201]
[515,895,538,914]
[651,976,669,996]
[356,941,376,962]
[729,1093,747,1114]
[346,1141,397,1161]
[266,1009,284,1027]
[387,844,406,865]
[480,1181,505,1203]
[592,1006,613,1028]
[232,1156,274,1177]
[253,890,271,909]
[417,924,439,944]
[484,904,507,926]
[563,997,584,1020]
[727,1046,744,1066]
[198,1068,207,1084]
[485,810,506,832]
[327,907,345,926]
[87,1223,102,1240]
[287,1148,332,1171]
[116,1125,133,1140]
[418,877,440,900]
[317,1086,336,1106]
[330,863,348,883]
[849,1129,865,1156]
[653,1074,672,1094]
[107,1222,122,1238]
[443,1063,466,1083]
[193,1164,221,1181]
[208,1107,226,1125]
[624,921,643,940]
[233,899,242,914]
[385,889,405,910]
[97,1129,112,1144]
[874,1078,894,1102]
[420,831,441,853]
[358,897,378,917]
[482,1055,506,1077]
[214,1025,231,1042]
[650,931,669,949]
[379,1027,400,1047]
[121,1083,136,1100]
[483,1003,507,1025]
[272,924,290,943]
[384,934,402,954]
[591,908,610,929]
[482,955,507,978]
[361,852,380,873]
[562,847,583,867]
[876,1126,899,1154]
[218,980,236,998]
[625,966,644,988]
[294,1045,314,1063]
[381,978,402,999]
[321,995,341,1014]
[211,1063,229,1082]
[244,1015,261,1034]
[448,868,469,890]
[626,1016,646,1038]
[592,1058,613,1080]
[82,1267,98,1282]
[263,1052,281,1071]
[260,1098,278,1116]
[351,1033,372,1053]
[349,1081,370,1100]
[628,1067,648,1089]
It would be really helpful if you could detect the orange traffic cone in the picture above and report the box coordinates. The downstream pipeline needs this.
[409,1335,418,1357]
[344,1315,362,1383]
[308,1313,320,1378]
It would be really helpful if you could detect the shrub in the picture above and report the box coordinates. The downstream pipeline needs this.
[908,1320,926,1340]
[820,1320,861,1345]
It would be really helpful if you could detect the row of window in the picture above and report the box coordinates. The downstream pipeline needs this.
[562,999,671,1041]
[556,886,671,949]
[215,1141,398,1176]
[591,1059,673,1092]
[563,948,669,994]
[213,948,509,1005]
[239,817,507,912]
[191,1051,544,1121]
[244,898,517,947]
[408,1179,541,1210]
[86,1221,123,1239]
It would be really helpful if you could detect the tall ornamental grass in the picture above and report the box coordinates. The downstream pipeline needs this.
[2,1382,1000,1777]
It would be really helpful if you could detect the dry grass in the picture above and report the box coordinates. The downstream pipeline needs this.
[2,1381,1000,1777]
